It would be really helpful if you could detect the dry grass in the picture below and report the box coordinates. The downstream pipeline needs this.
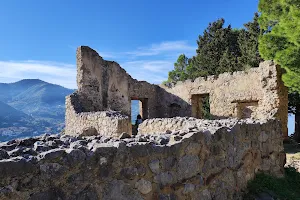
[284,141,300,161]
[286,152,300,160]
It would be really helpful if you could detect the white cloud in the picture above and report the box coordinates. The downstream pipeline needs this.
[121,60,174,83]
[0,59,171,89]
[122,60,173,73]
[118,40,196,83]
[125,41,196,57]
[0,61,76,89]
[0,40,196,88]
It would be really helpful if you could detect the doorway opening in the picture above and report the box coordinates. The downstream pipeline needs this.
[131,97,149,135]
[191,94,211,119]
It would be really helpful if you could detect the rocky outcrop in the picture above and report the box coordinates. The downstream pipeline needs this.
[0,118,285,200]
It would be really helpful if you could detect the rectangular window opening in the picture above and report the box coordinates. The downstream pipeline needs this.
[235,101,259,119]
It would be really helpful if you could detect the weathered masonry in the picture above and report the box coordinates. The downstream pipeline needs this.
[65,46,288,138]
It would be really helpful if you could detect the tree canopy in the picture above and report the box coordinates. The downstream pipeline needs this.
[166,14,261,84]
[258,0,300,92]
[167,54,191,83]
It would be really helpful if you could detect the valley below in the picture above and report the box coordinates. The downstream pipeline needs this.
[0,79,141,141]
[0,79,73,141]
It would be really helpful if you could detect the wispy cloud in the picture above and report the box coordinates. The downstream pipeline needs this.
[126,41,196,57]
[118,40,196,83]
[121,60,174,83]
[1,40,196,88]
[123,60,173,72]
[0,61,76,89]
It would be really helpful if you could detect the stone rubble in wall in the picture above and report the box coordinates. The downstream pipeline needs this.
[0,118,267,161]
[138,117,269,135]
[0,118,285,200]
[0,130,193,161]
[75,110,129,119]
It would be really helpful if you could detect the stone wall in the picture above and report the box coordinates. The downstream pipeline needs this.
[65,93,130,137]
[65,46,192,137]
[160,61,288,137]
[65,46,288,138]
[0,118,285,200]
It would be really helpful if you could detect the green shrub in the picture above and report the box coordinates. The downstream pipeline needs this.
[244,168,300,200]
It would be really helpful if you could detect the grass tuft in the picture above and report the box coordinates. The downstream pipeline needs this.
[244,167,300,200]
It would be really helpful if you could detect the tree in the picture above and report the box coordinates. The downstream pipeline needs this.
[166,14,261,84]
[191,18,243,76]
[258,0,300,141]
[166,16,261,119]
[258,0,300,92]
[167,54,191,83]
[238,13,263,69]
[165,13,299,132]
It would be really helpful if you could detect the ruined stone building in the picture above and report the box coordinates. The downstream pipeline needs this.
[65,46,288,138]
[0,46,288,200]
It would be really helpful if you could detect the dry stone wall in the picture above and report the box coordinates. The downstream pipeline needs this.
[0,118,285,200]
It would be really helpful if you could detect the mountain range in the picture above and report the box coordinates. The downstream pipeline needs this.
[0,79,142,142]
[0,79,74,141]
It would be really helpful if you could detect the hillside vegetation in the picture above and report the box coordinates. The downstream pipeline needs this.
[0,79,74,141]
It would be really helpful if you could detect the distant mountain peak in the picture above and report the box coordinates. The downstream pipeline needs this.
[14,79,46,84]
[0,79,74,141]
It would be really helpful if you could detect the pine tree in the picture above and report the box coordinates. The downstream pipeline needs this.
[166,15,262,84]
[191,19,242,76]
[258,0,300,92]
[258,0,300,141]
[238,13,262,69]
[167,54,191,83]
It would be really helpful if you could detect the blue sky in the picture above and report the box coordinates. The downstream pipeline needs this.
[0,0,259,88]
[0,0,294,134]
